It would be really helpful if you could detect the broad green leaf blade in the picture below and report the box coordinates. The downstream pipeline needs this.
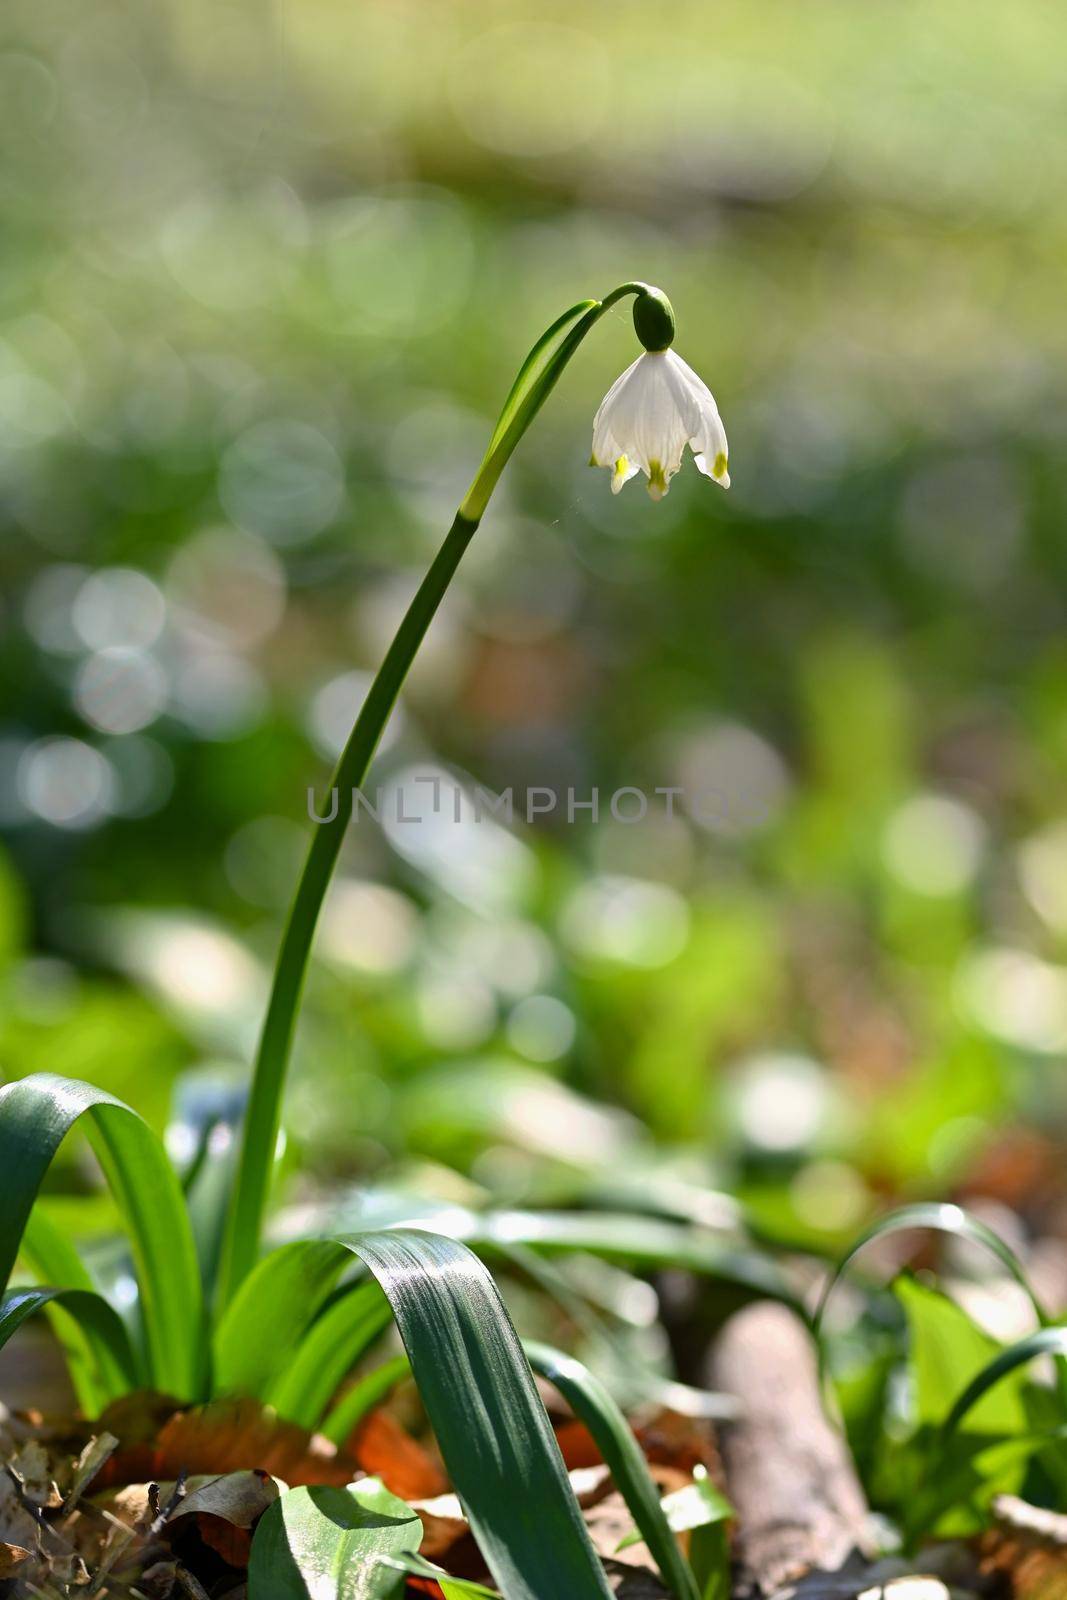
[248,1476,419,1599]
[0,1286,139,1411]
[338,1229,613,1600]
[894,1277,1027,1436]
[0,1074,206,1397]
[525,1341,701,1600]
[267,1279,392,1428]
[815,1203,1045,1336]
[943,1327,1067,1437]
[214,1240,351,1400]
[321,1354,411,1448]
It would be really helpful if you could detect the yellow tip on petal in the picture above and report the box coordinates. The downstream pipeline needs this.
[611,455,631,494]
[713,451,728,480]
[647,460,668,501]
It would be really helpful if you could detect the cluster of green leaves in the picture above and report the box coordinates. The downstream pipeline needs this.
[817,1205,1067,1545]
[249,1468,730,1600]
[7,1050,1065,1594]
[0,1070,746,1599]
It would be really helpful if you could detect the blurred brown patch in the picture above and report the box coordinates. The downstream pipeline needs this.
[95,1395,355,1488]
[352,1409,449,1499]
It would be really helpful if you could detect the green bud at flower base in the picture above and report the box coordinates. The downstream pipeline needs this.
[631,284,675,352]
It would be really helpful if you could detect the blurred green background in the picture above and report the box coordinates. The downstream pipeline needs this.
[2,0,1067,1276]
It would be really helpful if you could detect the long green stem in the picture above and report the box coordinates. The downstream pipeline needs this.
[215,511,478,1307]
[216,281,652,1308]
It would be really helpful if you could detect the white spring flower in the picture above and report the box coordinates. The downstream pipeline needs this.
[591,348,729,500]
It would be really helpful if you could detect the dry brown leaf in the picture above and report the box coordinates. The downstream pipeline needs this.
[555,1419,603,1469]
[66,1430,119,1510]
[584,1489,655,1570]
[553,1404,722,1489]
[9,1437,62,1508]
[403,1583,442,1598]
[0,1540,32,1577]
[979,1494,1067,1600]
[634,1410,720,1479]
[353,1409,449,1499]
[408,1490,471,1560]
[166,1468,281,1567]
[96,1388,180,1445]
[107,1478,159,1527]
[97,1397,356,1489]
[169,1469,280,1530]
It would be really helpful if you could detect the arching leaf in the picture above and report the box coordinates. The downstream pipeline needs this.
[0,1074,206,1397]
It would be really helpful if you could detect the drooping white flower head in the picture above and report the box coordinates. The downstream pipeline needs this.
[591,348,730,500]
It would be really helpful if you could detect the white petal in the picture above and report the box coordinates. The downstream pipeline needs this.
[593,352,645,417]
[591,420,624,469]
[592,348,728,499]
[664,351,726,447]
[591,354,644,465]
[664,350,728,487]
[660,350,708,437]
[694,452,730,489]
[610,455,640,494]
[693,402,728,465]
[612,353,689,477]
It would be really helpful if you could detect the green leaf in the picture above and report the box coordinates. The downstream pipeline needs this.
[237,1229,613,1595]
[943,1326,1067,1437]
[1021,1384,1067,1501]
[483,299,597,455]
[267,1279,392,1428]
[18,1205,143,1410]
[338,1229,613,1600]
[475,1209,788,1299]
[525,1340,702,1600]
[20,1205,99,1293]
[0,1073,206,1397]
[321,1354,411,1448]
[895,1326,1067,1540]
[895,1277,1027,1435]
[248,1476,420,1599]
[616,1465,732,1600]
[815,1202,1046,1337]
[331,1199,798,1312]
[615,1466,732,1548]
[378,1551,499,1598]
[0,1285,138,1412]
[689,1522,730,1600]
[906,1425,1067,1538]
[214,1240,352,1399]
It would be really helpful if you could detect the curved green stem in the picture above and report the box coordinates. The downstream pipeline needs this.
[461,281,648,521]
[215,281,653,1309]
